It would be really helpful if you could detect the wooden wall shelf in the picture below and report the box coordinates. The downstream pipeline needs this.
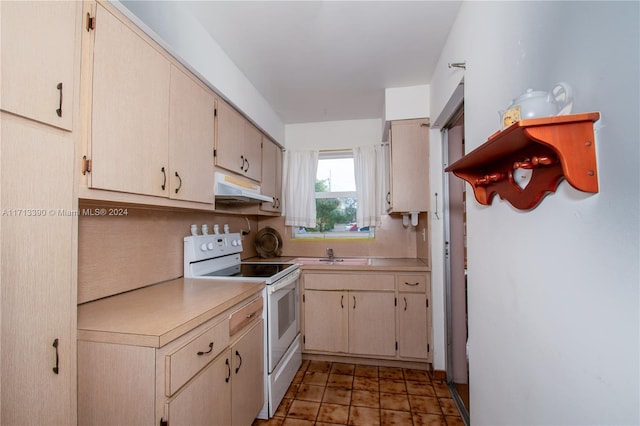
[445,112,600,210]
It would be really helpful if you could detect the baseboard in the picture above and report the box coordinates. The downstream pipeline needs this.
[302,353,431,371]
[430,368,446,382]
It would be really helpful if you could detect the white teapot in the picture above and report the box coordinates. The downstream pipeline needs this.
[501,82,573,128]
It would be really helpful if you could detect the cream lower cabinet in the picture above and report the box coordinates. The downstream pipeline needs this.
[302,271,432,362]
[397,274,432,362]
[166,320,263,426]
[78,297,264,426]
[302,273,396,358]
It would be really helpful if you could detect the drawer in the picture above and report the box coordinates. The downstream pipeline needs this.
[304,273,395,291]
[164,317,229,396]
[397,274,429,293]
[229,296,263,336]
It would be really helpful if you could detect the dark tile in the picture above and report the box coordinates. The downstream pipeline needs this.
[307,360,331,373]
[409,395,442,415]
[381,409,413,425]
[317,403,350,424]
[322,387,352,405]
[351,389,380,408]
[413,412,448,426]
[331,362,356,375]
[284,383,299,399]
[432,381,451,398]
[296,384,325,402]
[274,398,292,418]
[328,373,354,389]
[302,371,329,386]
[353,376,379,392]
[348,406,380,426]
[407,380,436,396]
[445,415,466,426]
[438,397,460,417]
[380,392,410,411]
[354,364,379,378]
[404,368,431,382]
[287,400,320,421]
[379,378,407,394]
[379,366,404,380]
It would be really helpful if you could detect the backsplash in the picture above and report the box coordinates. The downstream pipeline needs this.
[77,202,259,303]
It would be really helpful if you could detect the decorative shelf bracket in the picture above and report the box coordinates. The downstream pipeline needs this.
[445,112,600,210]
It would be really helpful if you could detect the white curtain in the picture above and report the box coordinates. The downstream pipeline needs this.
[353,144,386,227]
[282,149,319,228]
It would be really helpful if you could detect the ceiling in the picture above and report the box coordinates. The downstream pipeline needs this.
[179,1,462,124]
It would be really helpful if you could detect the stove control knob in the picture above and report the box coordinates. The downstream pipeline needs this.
[237,239,242,246]
[200,243,208,251]
[207,242,214,250]
[231,240,238,247]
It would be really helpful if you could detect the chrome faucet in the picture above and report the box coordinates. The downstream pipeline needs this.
[326,248,334,260]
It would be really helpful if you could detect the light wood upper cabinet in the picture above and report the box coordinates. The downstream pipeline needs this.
[90,2,170,197]
[215,100,263,182]
[260,137,283,213]
[1,1,76,130]
[387,118,430,213]
[168,65,215,204]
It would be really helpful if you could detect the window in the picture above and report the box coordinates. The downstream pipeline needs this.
[293,150,374,239]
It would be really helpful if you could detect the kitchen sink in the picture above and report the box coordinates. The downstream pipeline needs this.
[291,257,371,266]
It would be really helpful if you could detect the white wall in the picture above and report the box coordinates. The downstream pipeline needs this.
[285,118,383,150]
[429,1,639,424]
[116,1,285,143]
[385,85,430,121]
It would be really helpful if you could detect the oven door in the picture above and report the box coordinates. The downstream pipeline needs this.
[267,269,300,373]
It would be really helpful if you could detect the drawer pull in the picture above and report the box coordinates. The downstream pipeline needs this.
[225,358,231,383]
[235,350,242,374]
[245,311,257,319]
[197,342,214,356]
[404,281,420,286]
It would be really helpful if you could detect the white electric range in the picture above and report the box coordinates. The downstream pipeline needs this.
[184,232,301,419]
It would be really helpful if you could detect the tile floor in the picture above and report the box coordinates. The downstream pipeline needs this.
[253,360,464,426]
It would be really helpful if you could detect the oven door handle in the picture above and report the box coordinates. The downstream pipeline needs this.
[268,270,300,294]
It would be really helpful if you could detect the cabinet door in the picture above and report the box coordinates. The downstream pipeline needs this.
[260,138,282,212]
[91,4,170,197]
[388,119,430,213]
[0,2,77,130]
[398,294,430,359]
[231,320,264,426]
[243,123,263,181]
[166,350,232,426]
[1,115,75,425]
[169,65,215,204]
[348,292,396,357]
[215,100,246,175]
[303,290,348,353]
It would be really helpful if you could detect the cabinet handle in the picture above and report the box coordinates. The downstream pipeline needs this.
[161,167,166,190]
[197,342,213,356]
[225,358,231,383]
[386,192,391,204]
[235,350,242,374]
[404,297,408,311]
[56,82,63,117]
[174,171,182,194]
[341,295,344,309]
[353,296,356,309]
[239,155,245,171]
[52,338,59,374]
[404,281,420,286]
[244,158,250,172]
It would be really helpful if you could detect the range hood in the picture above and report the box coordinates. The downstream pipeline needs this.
[214,172,273,204]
